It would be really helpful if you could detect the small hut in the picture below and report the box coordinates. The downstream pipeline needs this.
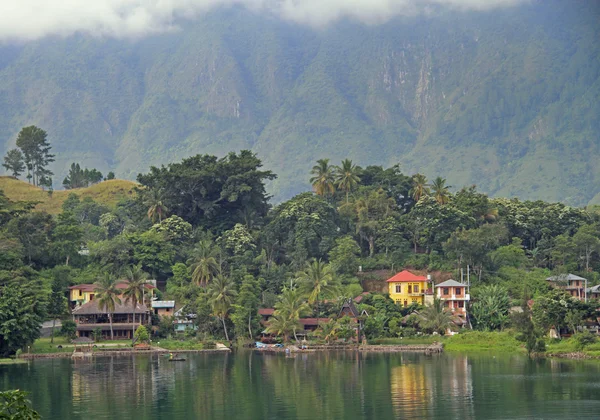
[71,336,94,358]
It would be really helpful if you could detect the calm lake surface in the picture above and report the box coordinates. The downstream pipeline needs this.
[1,351,599,419]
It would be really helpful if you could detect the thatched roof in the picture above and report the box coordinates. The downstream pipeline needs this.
[73,300,148,315]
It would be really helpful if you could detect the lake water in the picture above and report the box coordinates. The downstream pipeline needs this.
[1,352,599,419]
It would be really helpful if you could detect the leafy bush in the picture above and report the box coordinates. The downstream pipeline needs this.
[572,331,597,351]
[60,320,77,340]
[134,326,150,344]
[0,390,40,419]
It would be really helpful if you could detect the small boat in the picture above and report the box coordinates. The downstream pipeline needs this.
[168,358,186,362]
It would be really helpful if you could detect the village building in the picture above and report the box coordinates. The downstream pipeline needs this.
[69,281,156,309]
[435,279,470,319]
[173,306,197,333]
[546,274,588,301]
[72,300,150,340]
[387,270,431,307]
[151,301,175,317]
[586,284,600,300]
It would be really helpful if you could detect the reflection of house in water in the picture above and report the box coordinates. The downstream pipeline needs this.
[390,361,431,418]
[390,356,474,419]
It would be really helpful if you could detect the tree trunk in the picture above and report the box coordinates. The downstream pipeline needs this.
[248,313,253,340]
[50,318,56,344]
[132,306,137,344]
[65,255,70,267]
[109,313,114,340]
[222,317,229,342]
[368,236,375,257]
[293,329,299,343]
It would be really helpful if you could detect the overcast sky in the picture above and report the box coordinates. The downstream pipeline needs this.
[0,0,527,42]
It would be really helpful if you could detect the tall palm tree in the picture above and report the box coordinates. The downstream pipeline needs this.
[421,298,455,335]
[310,159,336,197]
[410,173,430,202]
[189,240,220,286]
[334,159,361,203]
[297,260,340,322]
[207,274,237,342]
[123,264,150,343]
[267,287,310,342]
[144,188,168,223]
[431,176,451,205]
[94,273,122,340]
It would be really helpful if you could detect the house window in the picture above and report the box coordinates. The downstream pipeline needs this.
[408,285,412,293]
[395,285,401,293]
[403,300,408,307]
[414,285,419,293]
[445,301,451,308]
[79,290,83,297]
[443,288,449,295]
[458,301,464,308]
[455,288,461,296]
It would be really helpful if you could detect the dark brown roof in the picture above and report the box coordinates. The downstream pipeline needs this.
[299,318,330,326]
[258,308,275,316]
[339,299,360,317]
[72,300,148,315]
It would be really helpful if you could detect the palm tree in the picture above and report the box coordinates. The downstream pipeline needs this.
[310,159,336,197]
[144,188,168,223]
[123,264,150,343]
[421,298,455,335]
[297,260,340,322]
[334,159,361,202]
[94,273,122,340]
[410,173,430,202]
[431,176,451,205]
[189,240,220,286]
[207,274,237,342]
[267,287,310,342]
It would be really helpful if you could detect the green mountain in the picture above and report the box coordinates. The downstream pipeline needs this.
[1,1,599,205]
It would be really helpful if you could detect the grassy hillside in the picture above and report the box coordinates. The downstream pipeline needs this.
[0,177,137,214]
[0,1,599,205]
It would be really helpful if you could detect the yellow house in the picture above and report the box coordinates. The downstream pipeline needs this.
[387,270,429,307]
[69,282,156,309]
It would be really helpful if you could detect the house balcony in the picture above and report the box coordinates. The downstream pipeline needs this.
[408,292,425,297]
[439,294,470,301]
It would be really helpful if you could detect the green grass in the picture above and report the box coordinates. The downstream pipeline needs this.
[0,177,138,214]
[156,340,216,350]
[369,336,441,346]
[29,337,133,354]
[0,358,28,364]
[443,331,524,353]
[546,338,600,357]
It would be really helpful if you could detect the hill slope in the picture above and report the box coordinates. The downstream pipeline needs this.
[0,1,599,205]
[0,177,137,214]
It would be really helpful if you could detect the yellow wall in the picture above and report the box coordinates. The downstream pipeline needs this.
[70,290,95,303]
[388,281,427,306]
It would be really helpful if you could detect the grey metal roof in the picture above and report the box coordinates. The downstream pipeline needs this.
[151,300,175,308]
[435,279,466,288]
[586,285,600,293]
[546,273,587,281]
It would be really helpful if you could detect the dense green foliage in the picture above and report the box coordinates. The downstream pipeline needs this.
[1,2,600,205]
[2,146,600,354]
[0,390,40,419]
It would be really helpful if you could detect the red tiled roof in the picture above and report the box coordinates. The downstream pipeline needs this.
[353,292,369,303]
[386,270,427,283]
[258,308,275,316]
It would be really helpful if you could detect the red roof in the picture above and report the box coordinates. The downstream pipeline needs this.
[353,292,369,303]
[299,318,329,326]
[258,308,275,316]
[386,270,428,283]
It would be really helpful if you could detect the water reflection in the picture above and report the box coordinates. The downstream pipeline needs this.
[1,352,599,419]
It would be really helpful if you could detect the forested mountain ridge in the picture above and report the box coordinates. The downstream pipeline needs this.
[0,0,599,205]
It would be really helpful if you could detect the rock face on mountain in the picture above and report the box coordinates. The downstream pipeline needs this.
[0,1,599,205]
